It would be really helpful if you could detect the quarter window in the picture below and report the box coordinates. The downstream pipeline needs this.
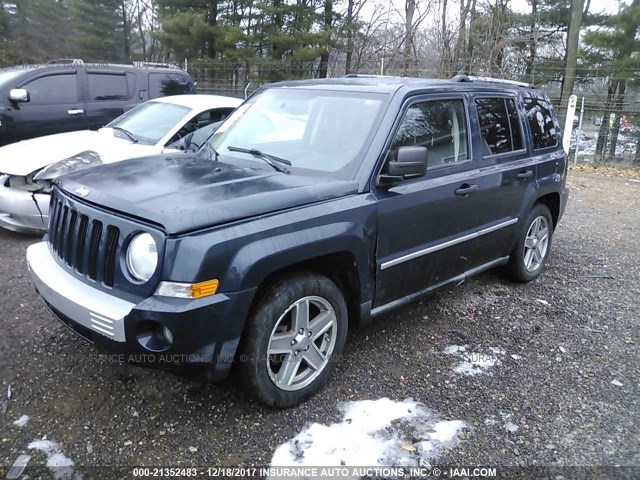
[476,97,524,155]
[88,73,129,101]
[149,73,191,98]
[391,99,469,169]
[23,74,78,104]
[523,98,558,149]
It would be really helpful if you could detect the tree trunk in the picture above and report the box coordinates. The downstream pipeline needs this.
[318,0,333,78]
[525,0,538,79]
[440,0,450,77]
[403,0,416,74]
[453,0,472,74]
[207,1,219,59]
[595,79,617,162]
[122,1,130,61]
[559,0,584,123]
[465,0,477,74]
[345,0,354,74]
[608,79,626,161]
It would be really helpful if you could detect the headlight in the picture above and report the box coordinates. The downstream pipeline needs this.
[33,151,102,181]
[126,233,158,282]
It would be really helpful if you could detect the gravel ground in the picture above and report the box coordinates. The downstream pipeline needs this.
[0,169,638,478]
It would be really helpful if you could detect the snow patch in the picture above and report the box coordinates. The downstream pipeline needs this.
[271,398,466,474]
[13,415,30,427]
[445,345,505,376]
[28,439,76,480]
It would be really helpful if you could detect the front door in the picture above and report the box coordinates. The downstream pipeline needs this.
[12,71,87,141]
[374,95,484,308]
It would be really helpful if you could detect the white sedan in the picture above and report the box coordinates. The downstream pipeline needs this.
[0,94,242,233]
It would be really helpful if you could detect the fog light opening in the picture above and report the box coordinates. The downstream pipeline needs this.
[136,321,174,352]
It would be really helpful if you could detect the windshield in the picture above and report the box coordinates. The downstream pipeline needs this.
[206,88,387,178]
[106,101,190,144]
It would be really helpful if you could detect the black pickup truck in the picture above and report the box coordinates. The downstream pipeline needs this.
[27,76,569,407]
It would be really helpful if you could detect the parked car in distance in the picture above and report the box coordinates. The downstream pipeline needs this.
[0,59,196,146]
[0,94,241,233]
[27,75,569,407]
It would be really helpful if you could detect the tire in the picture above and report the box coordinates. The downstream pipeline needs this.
[507,203,554,283]
[237,271,348,408]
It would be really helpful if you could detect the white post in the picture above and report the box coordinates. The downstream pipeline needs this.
[574,96,585,164]
[563,94,578,154]
[380,57,385,76]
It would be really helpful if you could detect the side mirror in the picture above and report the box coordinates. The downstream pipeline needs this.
[9,88,29,103]
[379,146,427,185]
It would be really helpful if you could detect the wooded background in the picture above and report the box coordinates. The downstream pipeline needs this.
[1,0,639,164]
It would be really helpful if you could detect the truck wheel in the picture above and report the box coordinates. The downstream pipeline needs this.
[238,272,348,408]
[507,203,554,283]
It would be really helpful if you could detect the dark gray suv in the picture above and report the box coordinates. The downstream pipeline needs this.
[0,59,195,145]
[27,75,569,407]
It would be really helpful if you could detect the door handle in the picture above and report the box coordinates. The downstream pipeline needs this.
[67,109,85,115]
[454,183,478,196]
[517,170,534,179]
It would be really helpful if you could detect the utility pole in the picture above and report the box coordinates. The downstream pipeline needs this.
[559,0,584,124]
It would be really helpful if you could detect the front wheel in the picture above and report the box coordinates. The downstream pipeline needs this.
[237,272,348,408]
[507,203,554,283]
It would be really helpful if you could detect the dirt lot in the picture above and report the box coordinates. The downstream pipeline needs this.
[0,168,638,478]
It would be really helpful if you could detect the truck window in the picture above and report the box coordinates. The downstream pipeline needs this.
[391,99,469,168]
[149,73,190,98]
[88,73,129,101]
[476,97,524,155]
[523,98,558,149]
[23,74,78,104]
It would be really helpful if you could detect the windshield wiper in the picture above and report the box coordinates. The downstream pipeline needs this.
[227,146,291,174]
[112,126,138,143]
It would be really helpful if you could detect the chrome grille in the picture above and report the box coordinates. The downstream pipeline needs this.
[48,195,120,287]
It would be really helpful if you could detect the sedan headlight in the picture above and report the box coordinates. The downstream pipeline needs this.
[126,233,158,282]
[33,151,102,181]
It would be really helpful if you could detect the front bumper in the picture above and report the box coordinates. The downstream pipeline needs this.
[27,241,255,381]
[0,175,49,233]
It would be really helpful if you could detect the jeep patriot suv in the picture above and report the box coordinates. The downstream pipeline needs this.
[27,75,569,407]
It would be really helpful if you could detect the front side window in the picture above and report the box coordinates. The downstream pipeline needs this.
[23,74,78,104]
[106,101,190,144]
[207,88,387,178]
[88,73,129,101]
[476,97,524,155]
[524,98,558,149]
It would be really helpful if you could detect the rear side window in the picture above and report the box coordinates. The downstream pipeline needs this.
[523,98,558,149]
[88,73,129,101]
[391,99,469,168]
[149,73,190,98]
[476,97,524,155]
[23,74,78,104]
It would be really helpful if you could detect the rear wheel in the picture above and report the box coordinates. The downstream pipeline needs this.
[507,203,553,283]
[237,272,347,407]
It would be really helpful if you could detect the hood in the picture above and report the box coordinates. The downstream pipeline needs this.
[0,129,163,176]
[57,154,359,234]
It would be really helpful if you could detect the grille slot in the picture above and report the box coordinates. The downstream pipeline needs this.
[103,226,120,287]
[87,220,103,280]
[47,192,121,285]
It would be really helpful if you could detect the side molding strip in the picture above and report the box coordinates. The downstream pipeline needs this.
[380,218,518,271]
[372,255,510,317]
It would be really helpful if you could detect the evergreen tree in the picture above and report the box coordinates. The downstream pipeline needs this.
[68,0,127,62]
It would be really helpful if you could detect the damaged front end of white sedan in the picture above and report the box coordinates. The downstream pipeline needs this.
[0,151,101,233]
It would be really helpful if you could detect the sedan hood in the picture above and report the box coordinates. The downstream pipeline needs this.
[57,154,358,234]
[0,129,162,176]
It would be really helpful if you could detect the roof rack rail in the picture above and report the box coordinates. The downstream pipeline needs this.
[47,59,84,66]
[450,74,535,89]
[343,73,402,79]
[133,61,180,69]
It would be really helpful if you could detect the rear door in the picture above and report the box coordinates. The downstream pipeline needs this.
[374,94,484,308]
[12,71,87,140]
[84,70,138,129]
[460,94,535,270]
